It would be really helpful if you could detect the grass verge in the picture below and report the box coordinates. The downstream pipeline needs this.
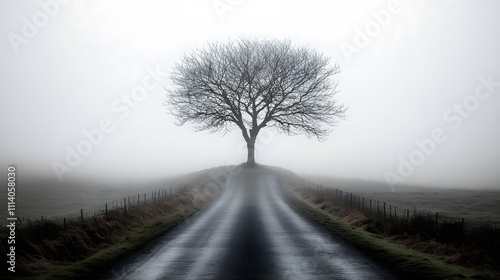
[283,181,498,280]
[39,208,197,280]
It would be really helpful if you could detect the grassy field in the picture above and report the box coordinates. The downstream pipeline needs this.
[0,172,202,221]
[304,175,500,226]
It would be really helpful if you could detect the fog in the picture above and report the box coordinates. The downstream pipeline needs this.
[1,0,500,189]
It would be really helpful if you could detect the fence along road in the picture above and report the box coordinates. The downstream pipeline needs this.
[101,169,398,279]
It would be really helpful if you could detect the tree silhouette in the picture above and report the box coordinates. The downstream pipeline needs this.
[166,38,346,166]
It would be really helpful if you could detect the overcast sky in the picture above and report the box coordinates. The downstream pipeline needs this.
[1,0,499,189]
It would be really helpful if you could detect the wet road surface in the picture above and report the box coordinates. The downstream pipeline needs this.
[103,169,398,279]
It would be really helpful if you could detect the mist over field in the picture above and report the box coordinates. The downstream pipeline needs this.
[1,0,500,191]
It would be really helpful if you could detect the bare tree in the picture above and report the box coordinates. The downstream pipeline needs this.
[166,38,346,166]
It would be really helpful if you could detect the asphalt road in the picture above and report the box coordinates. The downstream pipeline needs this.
[102,169,398,280]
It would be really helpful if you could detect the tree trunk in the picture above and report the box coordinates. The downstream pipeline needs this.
[246,138,256,166]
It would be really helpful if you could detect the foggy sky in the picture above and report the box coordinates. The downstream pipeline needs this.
[1,0,500,189]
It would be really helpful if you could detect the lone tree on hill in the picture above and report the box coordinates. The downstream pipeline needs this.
[166,38,346,166]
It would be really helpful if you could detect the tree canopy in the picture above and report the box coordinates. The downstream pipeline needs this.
[166,38,346,165]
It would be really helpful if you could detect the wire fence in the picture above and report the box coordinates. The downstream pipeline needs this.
[15,171,223,228]
[298,177,499,233]
[78,184,187,220]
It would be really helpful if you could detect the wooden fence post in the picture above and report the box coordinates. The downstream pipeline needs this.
[384,202,386,218]
[105,203,108,219]
[81,209,83,221]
